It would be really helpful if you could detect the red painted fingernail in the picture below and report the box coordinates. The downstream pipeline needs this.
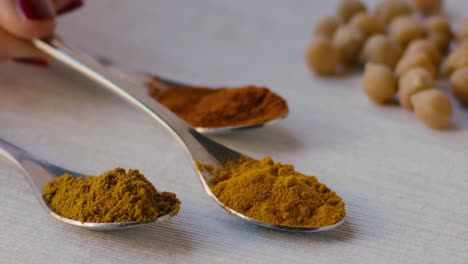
[57,0,84,15]
[13,58,49,67]
[16,0,55,21]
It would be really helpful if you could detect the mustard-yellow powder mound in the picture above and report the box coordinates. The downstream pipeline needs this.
[42,168,180,223]
[201,156,346,228]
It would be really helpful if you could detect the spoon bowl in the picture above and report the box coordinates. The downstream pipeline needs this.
[32,36,344,232]
[0,139,179,231]
[196,168,346,232]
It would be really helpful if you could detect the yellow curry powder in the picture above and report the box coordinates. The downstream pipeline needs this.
[199,156,345,227]
[42,168,180,223]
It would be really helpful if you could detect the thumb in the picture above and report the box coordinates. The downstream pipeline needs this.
[0,0,56,39]
[0,27,51,63]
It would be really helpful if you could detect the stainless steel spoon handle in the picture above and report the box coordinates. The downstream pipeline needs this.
[32,36,239,166]
[0,138,77,211]
[33,37,191,139]
[0,138,25,162]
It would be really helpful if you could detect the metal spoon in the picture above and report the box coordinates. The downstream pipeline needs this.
[92,56,289,134]
[0,138,178,231]
[31,36,345,232]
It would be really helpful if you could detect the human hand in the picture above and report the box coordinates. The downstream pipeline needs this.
[0,0,83,65]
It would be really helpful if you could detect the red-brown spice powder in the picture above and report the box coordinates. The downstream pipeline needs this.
[147,82,289,128]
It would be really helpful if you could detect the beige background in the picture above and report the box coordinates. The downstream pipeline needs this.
[1,0,468,263]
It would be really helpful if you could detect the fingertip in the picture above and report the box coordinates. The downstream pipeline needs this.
[13,57,50,67]
[0,27,52,64]
[18,19,56,38]
[0,0,56,39]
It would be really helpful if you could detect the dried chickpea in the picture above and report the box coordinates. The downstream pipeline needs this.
[314,15,340,39]
[398,67,434,109]
[441,50,457,77]
[411,89,452,129]
[389,15,426,47]
[456,18,468,43]
[404,39,441,65]
[409,0,442,15]
[450,68,468,106]
[458,39,468,50]
[395,52,437,78]
[441,49,459,76]
[425,15,452,37]
[305,36,340,75]
[428,32,451,52]
[361,63,398,104]
[374,0,413,25]
[441,48,468,77]
[336,0,367,23]
[349,12,385,39]
[361,34,403,68]
[333,25,365,64]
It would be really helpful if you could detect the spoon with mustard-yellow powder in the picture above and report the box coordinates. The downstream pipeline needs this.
[31,36,346,232]
[0,138,180,231]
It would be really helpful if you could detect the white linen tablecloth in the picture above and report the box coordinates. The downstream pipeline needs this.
[1,0,468,263]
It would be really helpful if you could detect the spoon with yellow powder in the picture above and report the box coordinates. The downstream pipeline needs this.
[31,36,346,232]
[0,138,180,231]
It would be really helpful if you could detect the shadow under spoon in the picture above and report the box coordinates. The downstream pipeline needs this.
[31,36,344,232]
[0,138,178,231]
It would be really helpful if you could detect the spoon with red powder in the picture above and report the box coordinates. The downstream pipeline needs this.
[94,57,289,134]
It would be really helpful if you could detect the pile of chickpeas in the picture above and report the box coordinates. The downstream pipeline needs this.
[305,0,468,130]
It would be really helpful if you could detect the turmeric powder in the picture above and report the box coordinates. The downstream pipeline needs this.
[147,82,289,128]
[42,168,180,223]
[199,156,345,227]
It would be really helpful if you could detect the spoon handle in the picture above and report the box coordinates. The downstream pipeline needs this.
[32,36,239,165]
[0,138,26,165]
[33,36,192,139]
[0,138,79,205]
[93,55,186,87]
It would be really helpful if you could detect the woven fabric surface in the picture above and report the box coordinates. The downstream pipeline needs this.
[1,0,468,263]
